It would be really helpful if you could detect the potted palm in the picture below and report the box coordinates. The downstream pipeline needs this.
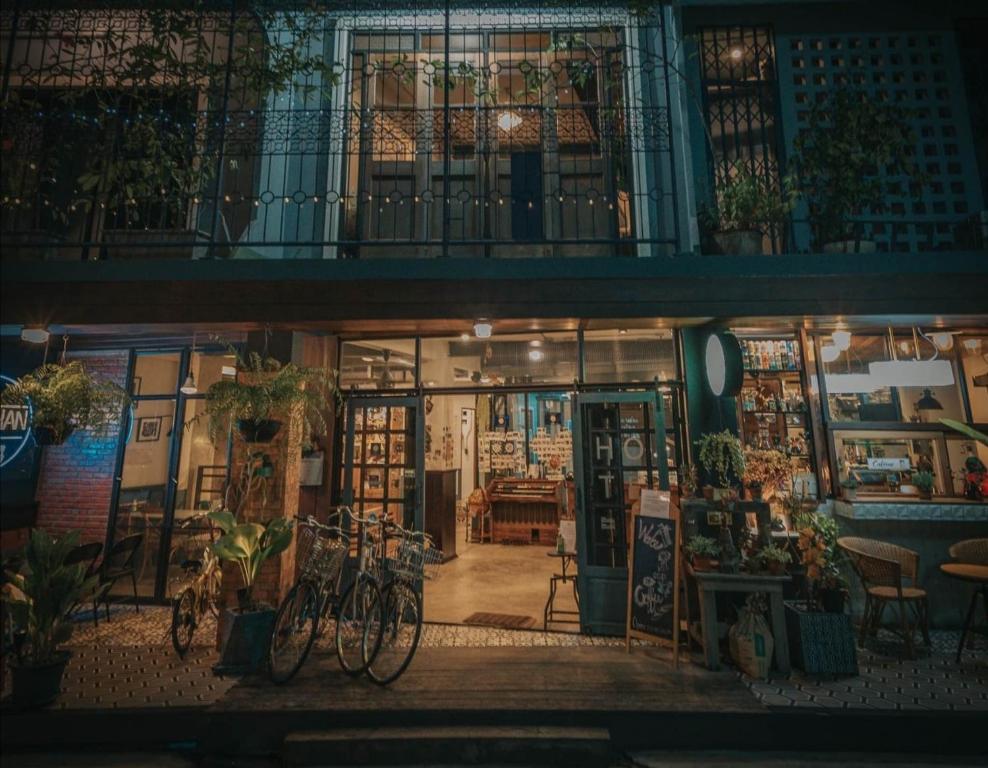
[701,162,796,255]
[199,351,339,445]
[2,530,102,708]
[0,360,129,445]
[792,88,924,253]
[685,535,720,572]
[697,430,745,501]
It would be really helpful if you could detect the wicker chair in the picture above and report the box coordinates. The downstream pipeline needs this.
[948,538,988,564]
[838,536,931,658]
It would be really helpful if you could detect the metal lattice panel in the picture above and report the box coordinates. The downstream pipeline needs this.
[776,30,985,252]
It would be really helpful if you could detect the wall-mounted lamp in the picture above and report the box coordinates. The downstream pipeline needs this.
[180,333,199,394]
[20,326,50,344]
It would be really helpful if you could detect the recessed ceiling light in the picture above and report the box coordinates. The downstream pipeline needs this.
[473,320,493,339]
[528,349,544,362]
[361,356,375,362]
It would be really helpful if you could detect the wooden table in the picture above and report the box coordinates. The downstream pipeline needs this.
[939,562,988,663]
[686,564,791,674]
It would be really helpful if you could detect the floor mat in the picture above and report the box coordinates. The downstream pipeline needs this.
[463,612,538,630]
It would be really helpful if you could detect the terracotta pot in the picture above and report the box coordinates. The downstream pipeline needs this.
[918,489,933,501]
[702,486,714,501]
[236,418,282,443]
[712,229,763,256]
[10,651,71,708]
[692,556,717,572]
[767,560,786,576]
[747,484,763,501]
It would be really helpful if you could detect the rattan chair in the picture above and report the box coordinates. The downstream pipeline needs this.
[838,536,931,658]
[948,538,988,564]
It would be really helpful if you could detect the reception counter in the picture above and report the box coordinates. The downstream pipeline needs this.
[833,499,988,628]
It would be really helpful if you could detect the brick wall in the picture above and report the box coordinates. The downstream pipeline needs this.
[34,351,128,546]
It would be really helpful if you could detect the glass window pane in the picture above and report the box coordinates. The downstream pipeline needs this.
[116,399,177,597]
[821,334,896,421]
[945,436,988,498]
[132,352,180,396]
[420,332,577,388]
[340,339,417,390]
[582,329,676,383]
[834,430,948,499]
[190,351,236,392]
[958,335,988,422]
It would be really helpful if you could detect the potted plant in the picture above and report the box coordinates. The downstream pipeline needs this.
[199,351,340,444]
[677,462,698,499]
[742,448,792,501]
[754,543,792,576]
[795,511,848,613]
[913,470,935,501]
[701,162,796,256]
[696,430,745,501]
[207,507,293,674]
[839,476,859,501]
[0,360,129,445]
[1,530,102,707]
[685,535,720,572]
[792,88,924,253]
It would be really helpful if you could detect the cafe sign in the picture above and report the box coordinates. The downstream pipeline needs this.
[866,457,911,471]
[0,374,32,468]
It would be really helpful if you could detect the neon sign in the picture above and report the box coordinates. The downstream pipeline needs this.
[1,374,33,468]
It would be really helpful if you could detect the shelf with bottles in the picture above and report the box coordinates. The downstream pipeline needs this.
[739,385,807,415]
[740,339,802,372]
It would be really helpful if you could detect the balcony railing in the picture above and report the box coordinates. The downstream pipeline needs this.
[0,0,684,261]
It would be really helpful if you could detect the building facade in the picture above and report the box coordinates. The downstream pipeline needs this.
[2,1,986,632]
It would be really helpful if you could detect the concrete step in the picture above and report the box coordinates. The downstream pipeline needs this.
[282,725,614,766]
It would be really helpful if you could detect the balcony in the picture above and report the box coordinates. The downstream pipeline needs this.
[0,1,682,262]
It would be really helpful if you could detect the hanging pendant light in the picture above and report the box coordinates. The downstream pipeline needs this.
[181,333,198,395]
[869,327,955,387]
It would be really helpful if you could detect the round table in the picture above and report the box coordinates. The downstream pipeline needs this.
[939,562,988,662]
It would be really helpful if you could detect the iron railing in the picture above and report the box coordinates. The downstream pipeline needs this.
[0,1,682,260]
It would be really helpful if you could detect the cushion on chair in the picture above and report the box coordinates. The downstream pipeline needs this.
[867,585,927,600]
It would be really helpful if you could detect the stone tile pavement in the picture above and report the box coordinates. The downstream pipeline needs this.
[3,606,986,713]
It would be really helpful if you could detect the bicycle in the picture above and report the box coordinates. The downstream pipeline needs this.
[362,520,443,685]
[334,506,386,677]
[268,513,349,684]
[170,513,222,658]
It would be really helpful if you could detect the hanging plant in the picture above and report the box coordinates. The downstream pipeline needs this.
[196,351,340,444]
[696,430,745,490]
[0,360,129,445]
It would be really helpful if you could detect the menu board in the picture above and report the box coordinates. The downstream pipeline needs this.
[626,509,680,665]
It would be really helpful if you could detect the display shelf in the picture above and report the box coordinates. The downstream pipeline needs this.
[744,368,802,375]
[741,410,807,416]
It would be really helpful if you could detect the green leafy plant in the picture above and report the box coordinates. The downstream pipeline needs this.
[792,88,924,246]
[678,462,698,497]
[197,351,340,442]
[685,535,720,559]
[754,542,792,567]
[2,530,102,666]
[697,430,745,489]
[913,470,935,493]
[939,419,988,447]
[839,476,859,489]
[795,510,848,597]
[0,360,129,444]
[207,509,292,612]
[701,162,796,233]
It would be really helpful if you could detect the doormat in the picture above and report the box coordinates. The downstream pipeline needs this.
[463,612,537,630]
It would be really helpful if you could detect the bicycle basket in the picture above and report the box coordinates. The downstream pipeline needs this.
[297,524,348,584]
[389,534,444,581]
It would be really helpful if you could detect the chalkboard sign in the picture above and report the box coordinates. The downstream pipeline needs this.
[626,510,680,666]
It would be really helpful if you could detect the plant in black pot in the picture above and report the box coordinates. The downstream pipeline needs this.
[2,530,103,708]
[0,360,129,446]
[207,507,293,675]
[791,88,924,253]
[700,162,796,256]
[796,511,848,613]
[198,351,340,445]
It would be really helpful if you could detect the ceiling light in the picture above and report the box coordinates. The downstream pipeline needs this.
[930,332,954,351]
[824,373,879,394]
[831,330,851,351]
[869,359,955,388]
[473,320,493,339]
[730,48,743,61]
[962,338,982,352]
[915,388,944,411]
[528,349,544,362]
[497,111,523,131]
[820,344,841,363]
[529,339,543,347]
[618,329,628,335]
[361,356,375,362]
[460,333,470,341]
[180,372,198,395]
[20,326,50,344]
[898,341,913,355]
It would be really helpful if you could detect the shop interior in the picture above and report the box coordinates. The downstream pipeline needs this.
[339,328,678,630]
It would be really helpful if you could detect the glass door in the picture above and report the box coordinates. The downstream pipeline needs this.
[572,391,667,635]
[342,395,425,532]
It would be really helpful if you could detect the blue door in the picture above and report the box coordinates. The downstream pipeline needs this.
[573,391,668,635]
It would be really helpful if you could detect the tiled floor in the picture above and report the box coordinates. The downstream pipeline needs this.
[744,630,988,711]
[4,606,985,713]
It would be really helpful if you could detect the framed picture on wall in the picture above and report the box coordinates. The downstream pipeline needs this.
[136,416,162,442]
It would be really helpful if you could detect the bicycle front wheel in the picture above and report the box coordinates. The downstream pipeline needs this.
[365,581,423,686]
[335,577,383,676]
[171,588,197,658]
[269,581,320,684]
